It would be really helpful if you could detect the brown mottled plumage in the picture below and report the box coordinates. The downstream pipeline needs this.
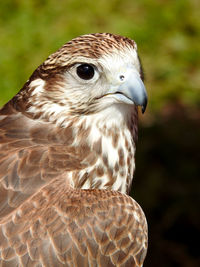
[0,33,148,266]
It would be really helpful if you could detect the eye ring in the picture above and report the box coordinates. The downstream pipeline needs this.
[76,64,95,80]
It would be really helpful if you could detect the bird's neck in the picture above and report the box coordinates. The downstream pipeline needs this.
[70,104,138,194]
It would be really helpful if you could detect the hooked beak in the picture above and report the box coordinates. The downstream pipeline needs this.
[108,71,148,113]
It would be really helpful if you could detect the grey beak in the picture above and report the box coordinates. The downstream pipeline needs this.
[117,72,148,113]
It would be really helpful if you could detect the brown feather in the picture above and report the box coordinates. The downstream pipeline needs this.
[0,33,147,266]
[0,185,147,266]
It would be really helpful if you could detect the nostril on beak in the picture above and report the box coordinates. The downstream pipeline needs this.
[119,75,125,81]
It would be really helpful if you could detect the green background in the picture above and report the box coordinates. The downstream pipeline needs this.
[0,0,199,266]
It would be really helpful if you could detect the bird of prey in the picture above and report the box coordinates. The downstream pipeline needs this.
[0,33,148,266]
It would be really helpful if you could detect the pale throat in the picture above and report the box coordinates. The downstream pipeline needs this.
[70,105,137,194]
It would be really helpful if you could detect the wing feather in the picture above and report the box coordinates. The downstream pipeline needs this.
[0,186,147,266]
[0,106,87,220]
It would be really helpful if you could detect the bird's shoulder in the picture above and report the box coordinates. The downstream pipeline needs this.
[0,101,87,220]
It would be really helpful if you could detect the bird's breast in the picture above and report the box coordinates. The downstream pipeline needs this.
[70,117,136,194]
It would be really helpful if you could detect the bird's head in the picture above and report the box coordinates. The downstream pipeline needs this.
[17,33,147,124]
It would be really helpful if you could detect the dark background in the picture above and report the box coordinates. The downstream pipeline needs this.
[0,1,199,266]
[134,103,200,267]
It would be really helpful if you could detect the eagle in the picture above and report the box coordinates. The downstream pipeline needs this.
[0,33,148,266]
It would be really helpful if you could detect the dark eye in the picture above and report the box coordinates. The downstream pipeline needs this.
[76,64,95,80]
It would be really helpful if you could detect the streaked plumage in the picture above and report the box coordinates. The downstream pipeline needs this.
[0,33,148,266]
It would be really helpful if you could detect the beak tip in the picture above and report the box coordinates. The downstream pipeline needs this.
[141,98,147,114]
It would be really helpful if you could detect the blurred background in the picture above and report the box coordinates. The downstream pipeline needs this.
[0,0,199,266]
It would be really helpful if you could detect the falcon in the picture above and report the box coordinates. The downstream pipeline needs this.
[0,33,148,266]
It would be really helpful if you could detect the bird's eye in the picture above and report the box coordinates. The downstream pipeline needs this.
[76,64,95,80]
